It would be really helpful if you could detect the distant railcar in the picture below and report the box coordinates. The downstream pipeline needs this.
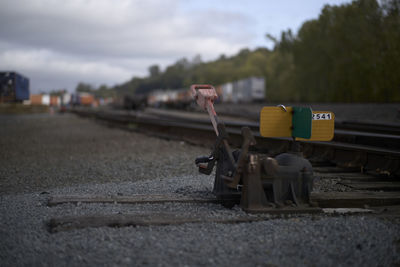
[70,94,81,106]
[80,94,95,106]
[0,72,30,103]
[174,89,192,109]
[61,93,71,106]
[222,77,265,103]
[30,94,60,106]
[70,93,95,106]
[30,94,43,105]
[221,83,233,103]
[165,91,178,107]
[42,94,50,105]
[147,90,168,107]
[50,95,60,106]
[148,89,192,109]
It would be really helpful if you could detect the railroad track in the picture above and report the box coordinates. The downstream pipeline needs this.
[71,107,400,177]
[48,107,400,232]
[46,192,399,233]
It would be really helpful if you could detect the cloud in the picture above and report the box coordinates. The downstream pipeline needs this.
[0,0,251,58]
[0,47,133,91]
[0,0,254,92]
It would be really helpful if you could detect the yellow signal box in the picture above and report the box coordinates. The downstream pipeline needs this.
[260,107,335,141]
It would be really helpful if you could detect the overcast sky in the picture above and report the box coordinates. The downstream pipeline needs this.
[0,0,351,94]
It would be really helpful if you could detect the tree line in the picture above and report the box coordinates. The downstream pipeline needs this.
[78,0,399,102]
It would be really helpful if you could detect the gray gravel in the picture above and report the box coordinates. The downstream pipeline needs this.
[312,176,354,193]
[1,178,400,267]
[0,113,208,194]
[1,113,400,267]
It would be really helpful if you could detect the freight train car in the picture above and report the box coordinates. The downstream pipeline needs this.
[147,88,192,109]
[30,94,60,106]
[30,94,43,105]
[220,83,233,102]
[80,93,94,106]
[221,77,265,103]
[0,72,30,103]
[139,77,265,109]
[70,93,95,106]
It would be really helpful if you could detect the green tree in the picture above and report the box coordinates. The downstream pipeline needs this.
[75,82,94,93]
[275,0,400,102]
[148,65,160,77]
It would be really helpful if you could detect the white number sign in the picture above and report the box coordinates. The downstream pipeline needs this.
[312,113,332,120]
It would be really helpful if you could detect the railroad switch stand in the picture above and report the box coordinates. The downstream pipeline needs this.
[191,84,335,212]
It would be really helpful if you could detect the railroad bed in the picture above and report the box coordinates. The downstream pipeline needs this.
[1,113,400,266]
[72,107,400,176]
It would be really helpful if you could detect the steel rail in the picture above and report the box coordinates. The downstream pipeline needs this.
[71,108,400,177]
[138,108,400,150]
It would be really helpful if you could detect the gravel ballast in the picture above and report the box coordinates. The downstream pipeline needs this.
[1,113,399,267]
[0,113,208,194]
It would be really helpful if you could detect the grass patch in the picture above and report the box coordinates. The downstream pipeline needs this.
[0,103,49,114]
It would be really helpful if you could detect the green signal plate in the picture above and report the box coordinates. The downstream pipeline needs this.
[292,107,312,139]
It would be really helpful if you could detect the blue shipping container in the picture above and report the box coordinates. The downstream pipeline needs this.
[0,72,30,102]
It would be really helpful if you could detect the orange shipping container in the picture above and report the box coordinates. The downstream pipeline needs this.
[80,95,94,106]
[50,96,59,106]
[30,94,42,105]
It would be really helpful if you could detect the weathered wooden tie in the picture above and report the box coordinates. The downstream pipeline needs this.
[47,194,219,206]
[48,191,400,209]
